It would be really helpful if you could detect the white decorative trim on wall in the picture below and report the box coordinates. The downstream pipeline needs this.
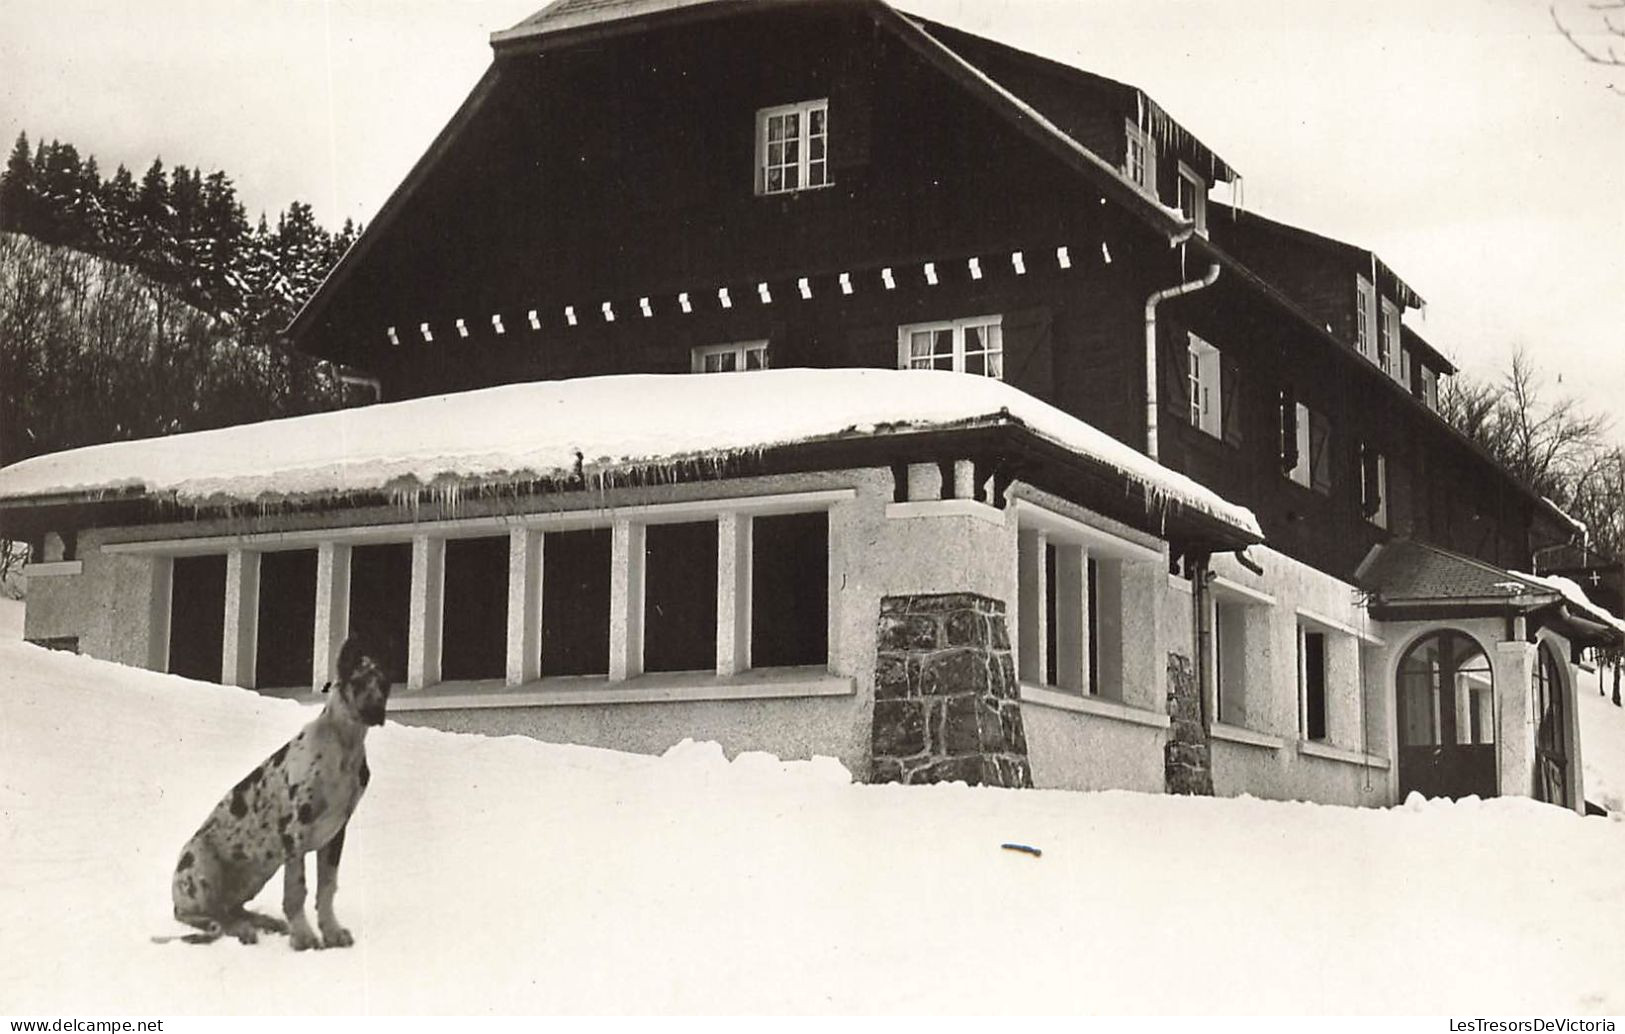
[1210,722,1285,750]
[884,499,1006,526]
[1210,575,1277,607]
[1297,605,1383,645]
[22,561,82,577]
[1018,683,1171,728]
[1297,739,1391,769]
[389,668,854,712]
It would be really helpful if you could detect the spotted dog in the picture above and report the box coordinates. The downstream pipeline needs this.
[158,636,391,949]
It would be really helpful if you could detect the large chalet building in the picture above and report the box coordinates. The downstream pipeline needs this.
[3,0,1617,812]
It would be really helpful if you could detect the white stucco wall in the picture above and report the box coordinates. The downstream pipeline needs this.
[1205,546,1394,807]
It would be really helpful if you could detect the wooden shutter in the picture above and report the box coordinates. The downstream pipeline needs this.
[1279,388,1299,475]
[851,323,902,369]
[1220,353,1243,447]
[1159,332,1189,419]
[1309,411,1332,495]
[1001,306,1053,401]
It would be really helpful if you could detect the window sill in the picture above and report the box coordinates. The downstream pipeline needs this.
[23,561,81,577]
[1298,739,1390,769]
[390,665,854,712]
[1018,683,1170,729]
[1210,722,1284,750]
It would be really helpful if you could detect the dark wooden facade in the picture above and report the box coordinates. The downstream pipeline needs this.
[289,0,1574,586]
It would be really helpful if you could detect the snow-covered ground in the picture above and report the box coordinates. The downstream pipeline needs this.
[0,597,21,639]
[3,641,1624,1015]
[1580,681,1625,814]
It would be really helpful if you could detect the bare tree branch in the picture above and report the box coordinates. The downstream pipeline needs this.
[1552,1,1625,93]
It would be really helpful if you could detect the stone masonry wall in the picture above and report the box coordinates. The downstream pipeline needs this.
[870,593,1032,788]
[1164,651,1213,795]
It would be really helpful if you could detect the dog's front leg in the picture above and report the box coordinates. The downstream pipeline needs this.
[315,825,353,948]
[282,854,320,951]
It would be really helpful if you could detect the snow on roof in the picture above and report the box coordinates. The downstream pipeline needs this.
[1512,570,1625,635]
[0,369,1260,536]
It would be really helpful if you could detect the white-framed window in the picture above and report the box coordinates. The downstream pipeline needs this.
[1014,503,1158,704]
[1361,443,1387,528]
[1355,275,1376,359]
[1208,581,1270,729]
[1398,342,1413,390]
[1124,119,1156,194]
[1286,401,1312,487]
[126,491,846,696]
[899,315,1003,379]
[1298,623,1328,742]
[756,99,830,196]
[1421,365,1439,411]
[1177,161,1207,236]
[1187,333,1222,438]
[692,341,769,374]
[1379,298,1400,378]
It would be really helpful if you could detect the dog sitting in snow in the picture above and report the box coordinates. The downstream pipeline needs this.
[159,635,391,949]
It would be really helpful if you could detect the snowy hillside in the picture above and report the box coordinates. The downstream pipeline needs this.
[2,641,1623,1015]
[1580,686,1625,814]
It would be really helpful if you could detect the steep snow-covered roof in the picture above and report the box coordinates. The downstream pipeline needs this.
[0,369,1260,538]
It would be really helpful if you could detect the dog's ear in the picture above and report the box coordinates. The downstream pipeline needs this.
[334,636,365,684]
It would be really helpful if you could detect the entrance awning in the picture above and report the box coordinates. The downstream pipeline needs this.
[1356,538,1625,651]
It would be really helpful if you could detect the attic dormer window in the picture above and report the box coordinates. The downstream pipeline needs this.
[757,99,830,195]
[1124,119,1156,194]
[1177,161,1207,236]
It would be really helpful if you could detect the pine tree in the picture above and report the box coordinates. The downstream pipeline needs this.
[100,164,140,262]
[0,132,34,234]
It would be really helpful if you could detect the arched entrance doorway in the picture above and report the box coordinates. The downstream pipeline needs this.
[1396,630,1498,800]
[1532,642,1571,808]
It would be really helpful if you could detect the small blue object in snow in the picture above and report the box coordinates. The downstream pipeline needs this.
[1001,843,1042,858]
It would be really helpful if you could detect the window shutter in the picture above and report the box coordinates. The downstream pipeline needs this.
[1159,332,1189,417]
[854,323,904,369]
[1220,353,1243,447]
[1001,306,1054,401]
[1309,411,1332,495]
[1279,388,1298,475]
[1360,445,1383,518]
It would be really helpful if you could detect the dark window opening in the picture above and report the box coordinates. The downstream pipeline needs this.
[1044,542,1058,687]
[1086,556,1100,694]
[256,550,317,689]
[169,554,226,682]
[349,543,412,685]
[542,528,610,677]
[1303,630,1327,741]
[750,512,828,668]
[441,537,509,682]
[644,521,717,673]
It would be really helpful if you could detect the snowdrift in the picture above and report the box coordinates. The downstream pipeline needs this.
[2,640,1623,1014]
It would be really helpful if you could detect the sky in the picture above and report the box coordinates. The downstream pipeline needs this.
[2,0,1623,438]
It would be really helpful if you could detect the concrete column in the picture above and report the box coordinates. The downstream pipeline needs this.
[312,542,352,689]
[609,519,645,681]
[1053,543,1087,692]
[951,459,976,500]
[222,549,261,689]
[408,535,445,691]
[506,529,543,686]
[1098,558,1129,704]
[716,513,751,676]
[147,556,174,672]
[1495,639,1536,800]
[906,462,942,502]
[1016,527,1047,684]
